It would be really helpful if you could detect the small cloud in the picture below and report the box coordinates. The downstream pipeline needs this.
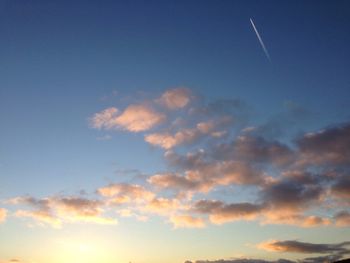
[90,107,119,129]
[90,104,165,132]
[0,208,7,223]
[157,87,192,110]
[97,183,155,204]
[169,214,205,228]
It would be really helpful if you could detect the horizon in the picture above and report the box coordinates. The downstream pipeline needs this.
[0,1,350,263]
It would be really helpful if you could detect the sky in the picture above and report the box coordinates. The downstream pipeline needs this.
[0,1,350,263]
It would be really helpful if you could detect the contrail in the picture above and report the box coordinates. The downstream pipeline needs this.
[250,18,271,61]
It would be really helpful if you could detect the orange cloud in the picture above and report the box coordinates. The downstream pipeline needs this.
[0,208,7,223]
[169,215,205,228]
[261,210,331,227]
[145,120,228,149]
[97,183,155,204]
[143,197,187,216]
[114,104,166,132]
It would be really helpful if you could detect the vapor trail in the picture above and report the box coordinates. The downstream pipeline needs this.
[250,18,271,61]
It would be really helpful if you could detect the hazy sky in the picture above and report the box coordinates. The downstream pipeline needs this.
[1,1,350,263]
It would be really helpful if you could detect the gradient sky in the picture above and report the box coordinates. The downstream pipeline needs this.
[1,1,350,263]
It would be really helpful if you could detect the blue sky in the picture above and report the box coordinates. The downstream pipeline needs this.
[1,1,350,263]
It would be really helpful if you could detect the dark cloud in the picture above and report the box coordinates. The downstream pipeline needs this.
[259,240,350,254]
[193,199,263,224]
[296,123,350,165]
[334,211,350,227]
[213,136,295,167]
[331,175,350,200]
[261,179,323,210]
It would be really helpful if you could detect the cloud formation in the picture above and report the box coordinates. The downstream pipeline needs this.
[10,196,117,227]
[12,88,350,231]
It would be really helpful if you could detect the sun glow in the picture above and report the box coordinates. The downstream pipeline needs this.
[51,237,116,263]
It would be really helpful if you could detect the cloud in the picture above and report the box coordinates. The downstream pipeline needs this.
[261,179,324,210]
[90,107,119,129]
[164,150,266,190]
[296,123,350,165]
[157,87,192,110]
[232,136,295,167]
[169,214,205,228]
[145,120,227,149]
[258,240,350,254]
[331,175,350,200]
[56,88,350,229]
[144,197,184,216]
[261,212,331,227]
[193,200,263,224]
[10,195,117,227]
[334,211,350,227]
[145,128,200,149]
[148,173,204,192]
[90,104,165,132]
[0,208,7,223]
[97,183,155,204]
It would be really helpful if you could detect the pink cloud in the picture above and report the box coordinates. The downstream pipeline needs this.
[91,104,165,132]
[157,87,192,110]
